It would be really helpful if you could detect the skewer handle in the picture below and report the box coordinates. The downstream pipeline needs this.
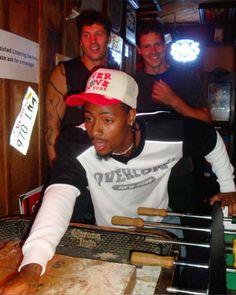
[138,207,167,217]
[111,216,144,227]
[130,251,174,269]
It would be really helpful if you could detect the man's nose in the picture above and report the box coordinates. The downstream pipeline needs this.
[91,120,102,136]
[150,45,158,53]
[90,34,97,43]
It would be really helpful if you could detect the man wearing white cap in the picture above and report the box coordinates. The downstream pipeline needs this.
[0,68,235,294]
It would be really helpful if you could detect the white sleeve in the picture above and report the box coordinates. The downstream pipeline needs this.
[19,183,80,275]
[205,131,236,192]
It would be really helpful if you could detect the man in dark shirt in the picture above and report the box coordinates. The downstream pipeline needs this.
[135,20,210,121]
[134,20,211,214]
[45,9,112,224]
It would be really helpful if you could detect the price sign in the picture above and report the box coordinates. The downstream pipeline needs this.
[10,86,39,155]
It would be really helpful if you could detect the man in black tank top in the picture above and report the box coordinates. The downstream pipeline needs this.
[44,10,112,224]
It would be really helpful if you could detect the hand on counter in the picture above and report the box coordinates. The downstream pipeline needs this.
[210,191,236,216]
[0,263,41,295]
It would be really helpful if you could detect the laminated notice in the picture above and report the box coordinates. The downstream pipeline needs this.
[10,86,39,155]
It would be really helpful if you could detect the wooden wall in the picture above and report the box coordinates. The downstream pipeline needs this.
[0,0,78,217]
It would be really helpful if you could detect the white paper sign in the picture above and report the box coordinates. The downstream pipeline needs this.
[10,87,39,155]
[0,29,39,83]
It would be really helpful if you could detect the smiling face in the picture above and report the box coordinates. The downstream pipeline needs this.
[80,23,110,67]
[84,102,136,157]
[137,32,168,75]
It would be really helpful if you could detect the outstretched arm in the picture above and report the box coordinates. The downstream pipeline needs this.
[203,131,236,215]
[204,132,235,193]
[152,79,211,123]
[0,264,41,295]
[0,184,79,294]
[45,64,67,167]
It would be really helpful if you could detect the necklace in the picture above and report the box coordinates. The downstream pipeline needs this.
[112,143,134,156]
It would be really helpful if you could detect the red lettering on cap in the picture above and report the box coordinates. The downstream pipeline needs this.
[87,71,111,92]
[95,79,103,86]
[96,72,103,79]
[104,73,111,80]
[102,80,109,87]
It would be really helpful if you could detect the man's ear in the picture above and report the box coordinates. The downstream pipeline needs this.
[128,109,137,126]
[137,46,141,55]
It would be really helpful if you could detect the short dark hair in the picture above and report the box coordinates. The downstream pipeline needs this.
[77,9,112,38]
[136,21,165,46]
[121,102,132,114]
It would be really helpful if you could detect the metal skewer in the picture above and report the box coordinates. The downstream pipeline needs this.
[166,286,207,295]
[138,208,236,235]
[130,251,236,272]
[112,214,236,235]
[138,207,233,223]
[112,215,210,232]
[111,216,235,252]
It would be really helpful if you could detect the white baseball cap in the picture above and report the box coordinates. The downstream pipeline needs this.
[66,68,138,109]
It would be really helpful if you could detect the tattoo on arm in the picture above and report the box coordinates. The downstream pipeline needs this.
[45,126,56,147]
[45,88,66,147]
[48,79,64,97]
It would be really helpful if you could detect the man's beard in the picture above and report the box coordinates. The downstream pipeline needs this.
[95,152,113,161]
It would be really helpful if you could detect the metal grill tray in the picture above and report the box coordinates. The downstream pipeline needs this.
[0,216,178,264]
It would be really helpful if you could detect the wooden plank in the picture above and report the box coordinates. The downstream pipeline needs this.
[0,241,136,295]
[38,255,136,295]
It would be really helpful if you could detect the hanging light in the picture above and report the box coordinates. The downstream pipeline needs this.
[170,39,200,63]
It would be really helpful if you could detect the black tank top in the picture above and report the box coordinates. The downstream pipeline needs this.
[60,57,91,132]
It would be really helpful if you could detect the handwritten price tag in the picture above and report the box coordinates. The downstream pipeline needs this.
[10,86,39,155]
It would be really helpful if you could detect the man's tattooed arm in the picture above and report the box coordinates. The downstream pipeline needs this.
[45,64,67,167]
